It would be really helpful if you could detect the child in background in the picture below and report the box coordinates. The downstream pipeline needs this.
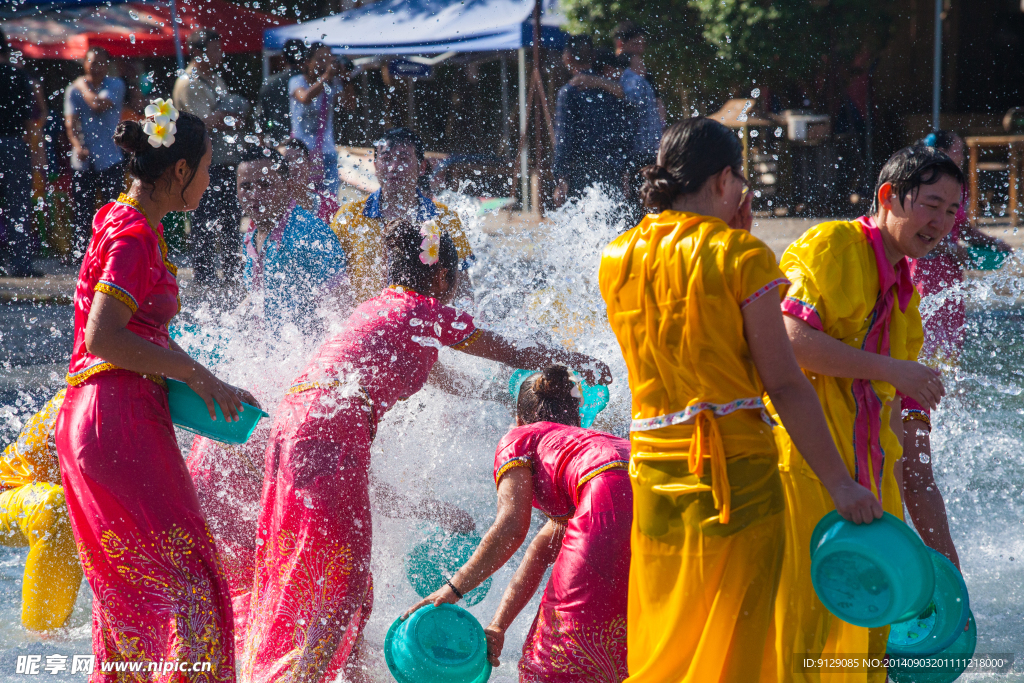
[242,219,611,683]
[0,391,82,632]
[767,146,964,682]
[599,118,879,683]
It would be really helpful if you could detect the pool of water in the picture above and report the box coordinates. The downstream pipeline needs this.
[2,190,1024,680]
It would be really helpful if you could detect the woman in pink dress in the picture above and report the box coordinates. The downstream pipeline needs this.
[55,104,259,680]
[242,220,611,683]
[910,130,1012,362]
[405,365,632,683]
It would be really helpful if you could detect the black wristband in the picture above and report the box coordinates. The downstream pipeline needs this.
[445,578,464,600]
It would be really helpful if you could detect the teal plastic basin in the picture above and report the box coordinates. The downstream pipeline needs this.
[407,531,491,607]
[888,548,970,656]
[810,511,934,628]
[166,379,268,445]
[888,610,977,683]
[508,369,610,428]
[968,246,1010,271]
[385,604,492,683]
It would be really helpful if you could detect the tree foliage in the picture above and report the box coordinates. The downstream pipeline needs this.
[562,0,894,114]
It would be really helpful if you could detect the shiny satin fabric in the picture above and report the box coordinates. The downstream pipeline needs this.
[519,470,633,683]
[241,392,374,683]
[56,372,236,682]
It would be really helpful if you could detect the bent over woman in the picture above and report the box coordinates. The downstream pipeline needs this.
[405,365,633,683]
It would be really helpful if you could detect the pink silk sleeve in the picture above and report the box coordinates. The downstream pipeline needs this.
[95,231,157,315]
[493,429,535,486]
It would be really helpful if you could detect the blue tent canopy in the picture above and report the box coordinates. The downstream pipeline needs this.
[263,0,565,55]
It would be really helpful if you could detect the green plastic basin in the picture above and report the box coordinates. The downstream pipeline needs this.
[166,379,268,445]
[810,511,934,628]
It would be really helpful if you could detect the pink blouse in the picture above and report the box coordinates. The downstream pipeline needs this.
[66,200,179,386]
[289,286,479,417]
[493,422,631,520]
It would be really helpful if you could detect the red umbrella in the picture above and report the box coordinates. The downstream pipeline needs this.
[2,0,292,59]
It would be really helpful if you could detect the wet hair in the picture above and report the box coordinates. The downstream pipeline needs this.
[114,112,208,202]
[614,21,646,43]
[188,29,220,56]
[516,366,581,427]
[384,219,458,294]
[564,35,593,65]
[282,38,306,69]
[237,145,288,176]
[640,117,743,211]
[872,146,966,213]
[919,129,961,151]
[378,127,431,195]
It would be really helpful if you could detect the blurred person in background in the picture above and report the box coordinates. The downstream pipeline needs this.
[552,36,630,206]
[570,22,664,218]
[329,127,475,305]
[290,42,344,198]
[64,47,125,259]
[173,29,244,286]
[0,29,39,277]
[256,38,306,146]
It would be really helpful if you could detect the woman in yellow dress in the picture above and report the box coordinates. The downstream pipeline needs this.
[599,117,882,682]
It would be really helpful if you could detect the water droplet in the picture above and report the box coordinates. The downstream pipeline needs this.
[223,115,237,127]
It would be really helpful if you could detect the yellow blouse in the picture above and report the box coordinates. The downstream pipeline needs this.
[599,210,789,522]
[774,219,923,496]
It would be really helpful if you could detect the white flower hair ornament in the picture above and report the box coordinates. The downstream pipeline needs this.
[142,98,179,148]
[419,220,441,265]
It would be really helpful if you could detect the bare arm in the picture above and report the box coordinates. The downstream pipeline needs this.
[403,468,534,617]
[370,476,475,533]
[85,292,257,419]
[484,520,566,667]
[426,361,513,406]
[744,293,882,523]
[456,329,612,386]
[901,418,960,569]
[568,74,625,98]
[293,65,338,105]
[784,315,945,410]
[75,78,115,113]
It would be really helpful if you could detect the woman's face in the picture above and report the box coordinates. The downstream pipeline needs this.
[181,139,213,211]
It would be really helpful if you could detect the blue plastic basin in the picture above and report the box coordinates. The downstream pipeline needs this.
[406,530,492,607]
[888,610,977,683]
[385,604,491,683]
[968,246,1010,271]
[508,369,609,428]
[810,511,934,628]
[166,379,268,445]
[888,548,970,656]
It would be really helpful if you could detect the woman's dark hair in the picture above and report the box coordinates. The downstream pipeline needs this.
[919,129,961,151]
[282,38,307,69]
[379,127,431,195]
[872,145,966,212]
[640,117,743,211]
[114,112,208,201]
[516,366,581,427]
[384,219,458,294]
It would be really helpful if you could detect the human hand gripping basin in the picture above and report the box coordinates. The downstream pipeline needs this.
[385,604,491,683]
[165,379,268,444]
[406,530,492,607]
[809,511,934,628]
[508,369,610,428]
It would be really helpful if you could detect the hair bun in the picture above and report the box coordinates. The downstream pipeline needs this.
[639,164,682,211]
[114,120,148,155]
[534,366,575,400]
